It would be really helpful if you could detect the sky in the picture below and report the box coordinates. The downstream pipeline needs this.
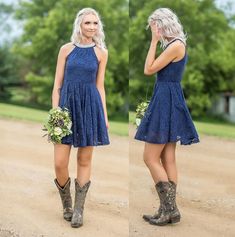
[216,0,235,15]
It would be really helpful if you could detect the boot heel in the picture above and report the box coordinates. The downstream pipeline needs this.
[170,215,180,224]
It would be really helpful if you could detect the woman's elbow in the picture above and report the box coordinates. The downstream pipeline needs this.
[144,67,159,75]
[144,68,154,76]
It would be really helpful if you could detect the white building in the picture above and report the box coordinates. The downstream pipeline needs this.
[210,92,235,122]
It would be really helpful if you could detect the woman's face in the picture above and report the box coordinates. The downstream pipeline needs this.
[80,13,98,39]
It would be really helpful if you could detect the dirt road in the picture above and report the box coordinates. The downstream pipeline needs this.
[129,125,235,237]
[1,118,235,237]
[0,118,128,237]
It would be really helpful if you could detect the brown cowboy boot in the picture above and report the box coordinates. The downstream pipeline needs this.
[144,180,181,222]
[143,183,164,222]
[169,180,181,222]
[71,179,91,228]
[54,177,73,221]
[149,181,181,226]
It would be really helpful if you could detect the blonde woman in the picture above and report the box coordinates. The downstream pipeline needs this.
[135,8,199,226]
[52,8,109,228]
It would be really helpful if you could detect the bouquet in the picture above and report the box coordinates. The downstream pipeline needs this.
[42,107,72,144]
[135,100,150,127]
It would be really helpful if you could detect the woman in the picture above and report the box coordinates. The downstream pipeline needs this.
[52,8,109,228]
[134,8,200,226]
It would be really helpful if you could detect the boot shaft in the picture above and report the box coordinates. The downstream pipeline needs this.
[74,179,91,210]
[155,181,175,213]
[54,177,72,207]
[54,177,73,221]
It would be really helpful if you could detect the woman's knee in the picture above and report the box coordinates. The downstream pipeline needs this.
[54,144,70,170]
[54,158,68,171]
[77,155,92,167]
[161,154,176,166]
[143,151,160,167]
[143,143,165,167]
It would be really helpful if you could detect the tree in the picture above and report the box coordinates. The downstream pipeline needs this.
[129,0,235,117]
[13,0,128,118]
[0,44,22,100]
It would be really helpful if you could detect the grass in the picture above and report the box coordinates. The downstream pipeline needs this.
[129,111,235,140]
[0,103,128,136]
[194,120,235,139]
[1,103,235,139]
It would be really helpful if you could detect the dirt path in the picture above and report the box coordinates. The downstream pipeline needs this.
[0,118,128,237]
[129,125,235,237]
[1,118,235,237]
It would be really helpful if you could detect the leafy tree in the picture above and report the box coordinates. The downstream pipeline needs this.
[13,0,128,118]
[0,44,22,100]
[129,0,235,117]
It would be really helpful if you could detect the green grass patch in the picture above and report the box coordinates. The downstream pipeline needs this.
[194,120,235,139]
[0,103,48,122]
[129,111,136,125]
[0,103,128,136]
[129,111,235,139]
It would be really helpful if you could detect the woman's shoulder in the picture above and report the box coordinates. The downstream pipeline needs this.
[166,39,186,51]
[95,46,108,55]
[59,42,75,56]
[94,46,108,62]
[164,39,186,57]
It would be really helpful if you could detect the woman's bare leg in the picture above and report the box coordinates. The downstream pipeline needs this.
[54,144,71,186]
[76,146,93,187]
[161,142,177,184]
[143,142,168,183]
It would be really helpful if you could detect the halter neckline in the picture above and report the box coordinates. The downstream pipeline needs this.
[74,42,96,48]
[164,37,186,49]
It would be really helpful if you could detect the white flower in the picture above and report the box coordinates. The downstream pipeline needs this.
[54,127,62,136]
[136,118,141,127]
[67,122,72,129]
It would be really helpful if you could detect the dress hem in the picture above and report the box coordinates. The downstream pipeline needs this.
[61,141,110,148]
[134,136,200,146]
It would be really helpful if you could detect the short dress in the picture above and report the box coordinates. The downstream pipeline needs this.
[134,38,200,145]
[59,42,110,147]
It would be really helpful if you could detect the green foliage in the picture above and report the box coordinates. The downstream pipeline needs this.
[129,0,235,117]
[25,72,53,106]
[12,0,128,117]
[0,45,21,99]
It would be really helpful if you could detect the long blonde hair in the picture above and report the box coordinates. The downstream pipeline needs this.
[70,8,106,49]
[147,8,187,48]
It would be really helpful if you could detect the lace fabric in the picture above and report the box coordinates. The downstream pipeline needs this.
[135,39,199,145]
[59,45,110,147]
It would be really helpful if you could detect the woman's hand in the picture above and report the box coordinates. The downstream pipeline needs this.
[150,22,161,43]
[105,117,109,129]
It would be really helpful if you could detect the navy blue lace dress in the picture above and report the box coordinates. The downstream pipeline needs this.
[59,42,110,147]
[135,39,199,145]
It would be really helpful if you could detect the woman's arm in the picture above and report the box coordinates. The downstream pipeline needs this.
[95,48,109,129]
[144,23,185,75]
[144,40,185,75]
[51,45,69,108]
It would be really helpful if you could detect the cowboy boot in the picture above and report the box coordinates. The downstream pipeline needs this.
[71,179,91,228]
[143,183,164,222]
[149,181,181,226]
[169,180,181,223]
[54,177,73,221]
[144,181,181,222]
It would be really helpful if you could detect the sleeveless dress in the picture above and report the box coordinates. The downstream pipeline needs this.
[134,39,200,145]
[58,42,110,147]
